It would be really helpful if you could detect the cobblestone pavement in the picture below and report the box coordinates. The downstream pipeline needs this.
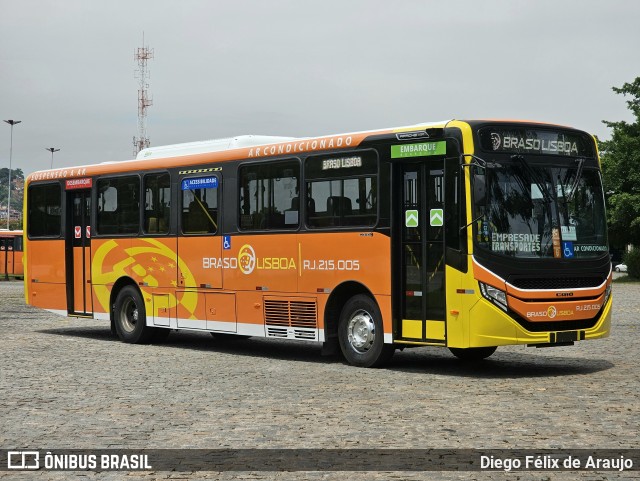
[1,281,638,480]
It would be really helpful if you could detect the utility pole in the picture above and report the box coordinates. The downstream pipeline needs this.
[46,147,60,169]
[3,119,21,230]
[133,33,153,157]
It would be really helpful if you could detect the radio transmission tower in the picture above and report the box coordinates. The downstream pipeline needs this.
[133,34,153,156]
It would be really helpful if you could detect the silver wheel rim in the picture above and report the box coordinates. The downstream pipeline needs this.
[119,297,139,333]
[347,309,376,353]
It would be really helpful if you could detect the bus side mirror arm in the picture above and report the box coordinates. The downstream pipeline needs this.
[459,154,488,205]
[459,154,490,233]
[459,154,487,170]
[460,213,484,233]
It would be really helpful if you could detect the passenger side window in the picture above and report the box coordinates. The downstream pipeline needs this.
[144,173,170,235]
[305,151,378,228]
[13,235,23,251]
[181,175,218,234]
[27,183,62,237]
[97,176,140,235]
[239,161,300,230]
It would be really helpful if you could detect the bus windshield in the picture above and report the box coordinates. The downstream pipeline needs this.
[474,159,608,259]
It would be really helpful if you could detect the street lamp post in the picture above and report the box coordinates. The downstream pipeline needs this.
[3,120,21,230]
[46,147,60,170]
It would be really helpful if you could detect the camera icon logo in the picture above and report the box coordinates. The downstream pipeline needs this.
[7,451,40,470]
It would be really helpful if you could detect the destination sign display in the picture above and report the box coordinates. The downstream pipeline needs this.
[478,128,594,157]
[305,150,377,180]
[391,141,446,159]
[65,178,92,190]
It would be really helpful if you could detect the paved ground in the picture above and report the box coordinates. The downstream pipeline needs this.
[0,280,638,480]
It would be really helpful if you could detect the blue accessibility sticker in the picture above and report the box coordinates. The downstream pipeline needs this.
[182,176,218,190]
[223,236,231,250]
[562,241,574,258]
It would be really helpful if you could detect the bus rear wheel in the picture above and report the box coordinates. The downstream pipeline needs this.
[113,285,156,344]
[449,346,497,361]
[338,295,394,368]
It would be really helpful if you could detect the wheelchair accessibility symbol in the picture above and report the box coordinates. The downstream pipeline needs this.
[562,241,574,258]
[223,236,231,250]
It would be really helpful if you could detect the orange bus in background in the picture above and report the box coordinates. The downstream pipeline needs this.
[23,120,612,367]
[1,229,24,279]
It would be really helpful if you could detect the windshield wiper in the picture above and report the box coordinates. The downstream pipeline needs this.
[566,158,585,202]
[511,154,554,204]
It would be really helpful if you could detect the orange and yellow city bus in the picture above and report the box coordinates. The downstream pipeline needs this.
[1,229,24,279]
[23,120,612,367]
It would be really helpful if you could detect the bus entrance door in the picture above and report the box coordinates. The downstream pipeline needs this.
[66,189,93,316]
[398,162,446,344]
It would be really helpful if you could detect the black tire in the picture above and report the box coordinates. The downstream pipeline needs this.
[449,346,497,361]
[113,285,156,343]
[338,294,394,367]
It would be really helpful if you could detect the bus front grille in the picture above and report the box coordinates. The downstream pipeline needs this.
[509,276,605,290]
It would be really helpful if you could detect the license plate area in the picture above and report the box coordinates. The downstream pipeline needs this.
[552,330,579,343]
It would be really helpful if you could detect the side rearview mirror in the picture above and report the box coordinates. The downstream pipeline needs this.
[473,173,486,206]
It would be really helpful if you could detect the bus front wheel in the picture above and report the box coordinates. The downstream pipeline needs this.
[338,295,394,368]
[449,346,497,361]
[113,285,156,344]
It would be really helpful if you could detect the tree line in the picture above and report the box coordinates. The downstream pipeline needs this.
[0,167,24,230]
[599,76,640,277]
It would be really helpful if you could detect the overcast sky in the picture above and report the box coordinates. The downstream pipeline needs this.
[1,0,639,175]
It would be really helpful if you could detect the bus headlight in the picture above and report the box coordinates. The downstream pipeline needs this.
[479,282,508,311]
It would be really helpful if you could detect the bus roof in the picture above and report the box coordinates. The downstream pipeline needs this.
[132,121,458,161]
[135,135,300,160]
[27,120,453,182]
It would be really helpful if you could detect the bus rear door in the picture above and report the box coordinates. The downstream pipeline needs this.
[66,189,93,316]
